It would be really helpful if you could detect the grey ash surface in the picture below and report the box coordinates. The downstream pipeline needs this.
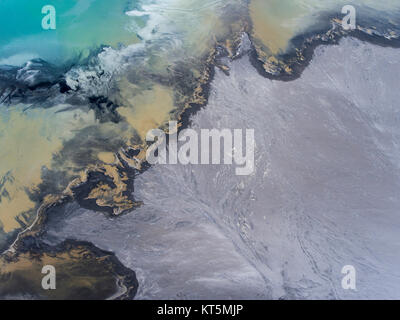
[42,37,400,299]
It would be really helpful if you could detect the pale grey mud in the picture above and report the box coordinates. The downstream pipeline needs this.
[42,37,400,299]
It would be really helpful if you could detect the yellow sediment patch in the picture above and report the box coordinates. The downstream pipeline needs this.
[0,1,248,237]
[0,104,95,233]
[117,83,175,141]
[249,0,307,55]
[186,13,226,57]
[86,164,136,214]
[98,152,116,164]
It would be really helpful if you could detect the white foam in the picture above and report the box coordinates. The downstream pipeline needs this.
[0,53,40,67]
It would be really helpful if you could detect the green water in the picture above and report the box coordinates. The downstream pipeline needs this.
[0,0,140,65]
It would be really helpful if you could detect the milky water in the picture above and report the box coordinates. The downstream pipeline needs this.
[0,0,248,242]
[0,0,140,65]
[0,0,245,67]
[1,0,399,66]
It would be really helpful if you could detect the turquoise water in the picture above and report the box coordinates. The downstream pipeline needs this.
[2,0,399,68]
[0,0,140,66]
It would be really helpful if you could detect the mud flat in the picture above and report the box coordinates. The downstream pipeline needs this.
[0,239,138,300]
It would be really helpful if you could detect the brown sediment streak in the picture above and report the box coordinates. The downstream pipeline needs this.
[85,164,136,214]
[2,193,138,300]
[0,5,252,245]
[3,16,249,247]
[8,5,364,253]
[246,3,400,80]
[0,22,249,299]
[56,24,249,220]
[176,29,250,127]
[51,4,400,223]
[0,105,97,234]
[249,0,306,56]
[0,239,138,300]
[3,3,399,233]
[2,3,400,245]
[98,152,116,164]
[6,194,69,255]
[2,2,400,299]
